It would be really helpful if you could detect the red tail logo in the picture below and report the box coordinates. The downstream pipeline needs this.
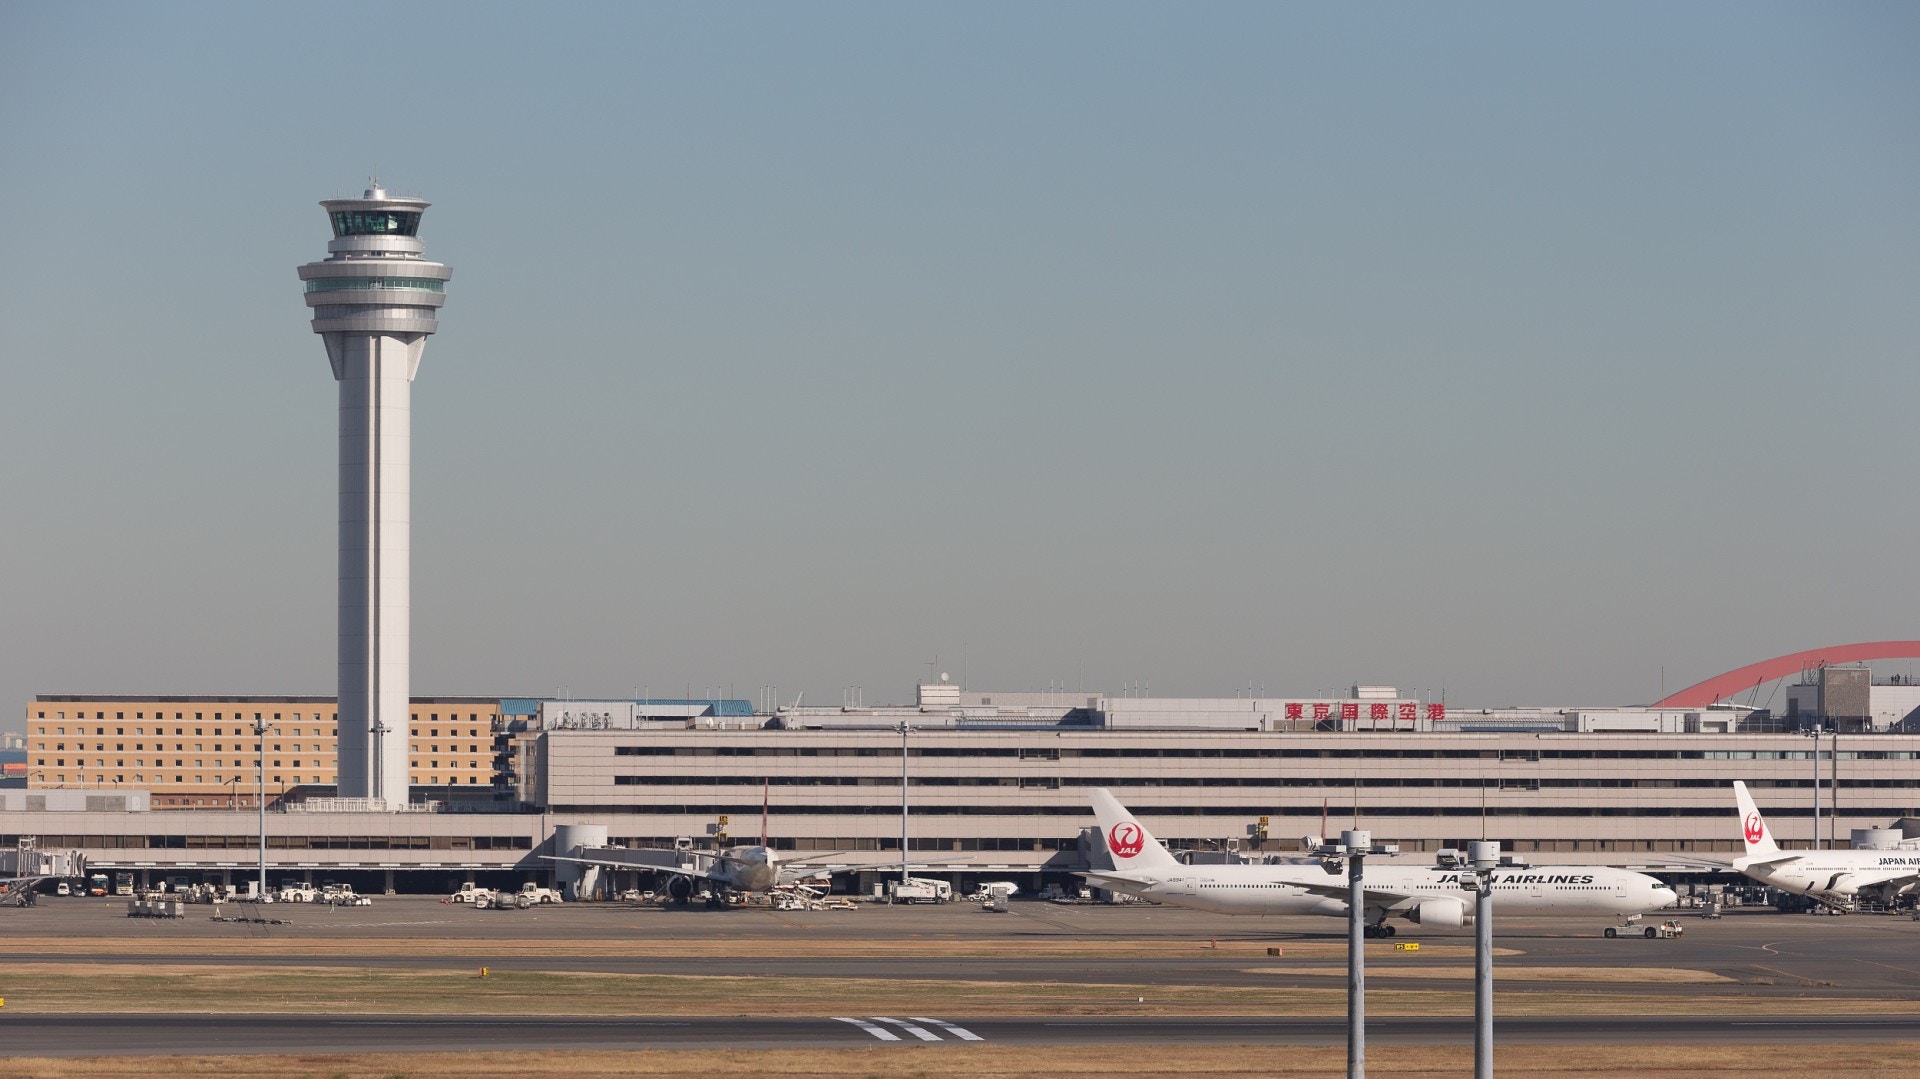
[1743,812,1765,845]
[1109,821,1145,859]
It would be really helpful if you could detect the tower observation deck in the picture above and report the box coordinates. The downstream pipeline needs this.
[296,184,452,806]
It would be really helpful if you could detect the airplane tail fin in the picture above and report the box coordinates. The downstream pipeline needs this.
[1088,788,1180,870]
[1733,781,1782,859]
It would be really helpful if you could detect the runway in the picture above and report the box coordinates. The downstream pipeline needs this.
[4,1012,1920,1056]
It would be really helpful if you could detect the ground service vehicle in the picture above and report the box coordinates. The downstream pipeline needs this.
[516,882,563,904]
[1605,915,1684,939]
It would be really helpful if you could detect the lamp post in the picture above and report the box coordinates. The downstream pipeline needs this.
[897,721,911,888]
[369,718,391,810]
[1804,725,1822,849]
[1321,828,1399,1079]
[1830,724,1839,850]
[1462,840,1502,1079]
[252,718,279,900]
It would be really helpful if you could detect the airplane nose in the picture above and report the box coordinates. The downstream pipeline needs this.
[1653,887,1677,907]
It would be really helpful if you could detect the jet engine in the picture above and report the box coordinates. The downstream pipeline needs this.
[665,876,695,904]
[1407,897,1472,927]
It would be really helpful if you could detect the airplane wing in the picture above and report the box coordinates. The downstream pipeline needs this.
[544,848,722,880]
[1284,878,1427,907]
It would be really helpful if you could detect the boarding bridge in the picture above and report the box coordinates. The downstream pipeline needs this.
[1,837,86,905]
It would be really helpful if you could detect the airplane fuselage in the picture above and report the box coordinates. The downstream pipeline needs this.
[1090,863,1671,920]
[1734,851,1920,901]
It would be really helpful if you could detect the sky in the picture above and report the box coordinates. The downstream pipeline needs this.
[2,2,1918,719]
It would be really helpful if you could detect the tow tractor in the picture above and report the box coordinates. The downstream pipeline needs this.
[1603,913,1684,939]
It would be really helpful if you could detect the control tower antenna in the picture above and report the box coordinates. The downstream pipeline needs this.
[296,183,452,807]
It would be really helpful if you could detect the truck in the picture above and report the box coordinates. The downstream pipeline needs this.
[448,883,489,904]
[275,883,317,903]
[885,877,953,904]
[471,888,529,910]
[1604,914,1684,939]
[320,883,371,907]
[980,882,1015,913]
[516,882,564,905]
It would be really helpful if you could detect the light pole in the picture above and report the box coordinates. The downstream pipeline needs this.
[1804,725,1822,849]
[1458,840,1503,1079]
[369,718,391,810]
[1830,724,1839,850]
[897,721,911,888]
[253,718,279,900]
[1321,828,1399,1079]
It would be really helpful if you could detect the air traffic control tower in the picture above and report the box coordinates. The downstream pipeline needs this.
[297,184,451,806]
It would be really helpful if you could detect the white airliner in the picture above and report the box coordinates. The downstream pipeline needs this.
[550,842,800,904]
[1731,780,1920,909]
[1079,789,1676,936]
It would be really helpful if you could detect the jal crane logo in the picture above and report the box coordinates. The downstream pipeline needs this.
[1743,812,1765,845]
[1108,820,1146,860]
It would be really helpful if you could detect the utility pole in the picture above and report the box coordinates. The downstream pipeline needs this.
[898,721,911,886]
[1465,840,1501,1079]
[253,717,268,900]
[1323,828,1397,1079]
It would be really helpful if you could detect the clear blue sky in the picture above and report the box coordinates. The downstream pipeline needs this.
[3,1,1917,717]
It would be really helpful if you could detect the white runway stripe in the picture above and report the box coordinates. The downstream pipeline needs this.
[832,1017,900,1041]
[911,1017,984,1041]
[871,1017,942,1041]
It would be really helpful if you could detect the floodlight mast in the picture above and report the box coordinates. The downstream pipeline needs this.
[1465,839,1501,1079]
[1324,829,1397,1079]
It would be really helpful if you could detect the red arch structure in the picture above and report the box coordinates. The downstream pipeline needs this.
[1653,640,1920,708]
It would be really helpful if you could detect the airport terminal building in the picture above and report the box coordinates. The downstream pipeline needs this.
[7,665,1920,896]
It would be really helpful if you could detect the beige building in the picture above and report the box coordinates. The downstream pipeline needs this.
[23,696,500,808]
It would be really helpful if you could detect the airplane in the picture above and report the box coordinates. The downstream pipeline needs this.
[1079,788,1676,936]
[545,782,893,906]
[548,840,800,905]
[1731,780,1920,910]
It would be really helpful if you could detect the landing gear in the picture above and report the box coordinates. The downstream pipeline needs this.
[1361,920,1397,939]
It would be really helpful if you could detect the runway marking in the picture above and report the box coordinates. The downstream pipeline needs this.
[871,1016,942,1041]
[833,1017,900,1041]
[911,1017,984,1041]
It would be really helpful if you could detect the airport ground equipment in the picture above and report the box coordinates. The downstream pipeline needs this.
[471,889,530,910]
[125,896,182,918]
[515,882,564,905]
[885,877,952,904]
[1603,914,1684,939]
